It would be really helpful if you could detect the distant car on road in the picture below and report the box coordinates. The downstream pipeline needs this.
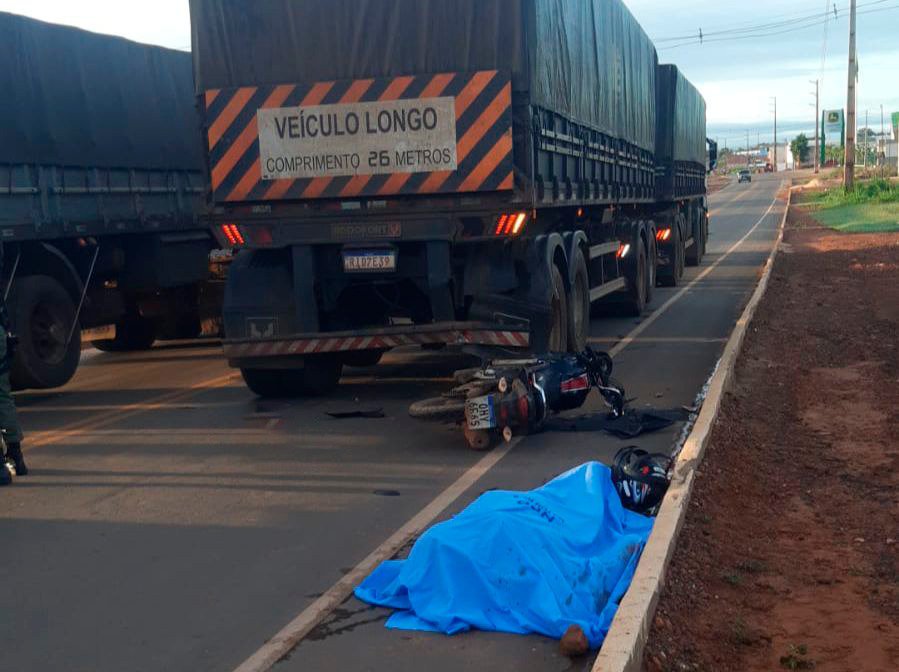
[738,170,752,183]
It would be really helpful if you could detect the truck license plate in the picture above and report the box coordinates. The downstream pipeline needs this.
[343,250,397,273]
[465,395,496,430]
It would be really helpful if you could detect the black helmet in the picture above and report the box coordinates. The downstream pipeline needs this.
[612,446,672,514]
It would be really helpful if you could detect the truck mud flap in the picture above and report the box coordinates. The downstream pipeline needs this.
[223,322,529,360]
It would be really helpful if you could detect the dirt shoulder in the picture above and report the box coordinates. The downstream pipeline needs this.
[707,174,731,194]
[643,210,899,671]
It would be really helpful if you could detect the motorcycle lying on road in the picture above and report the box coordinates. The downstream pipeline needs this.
[409,348,626,450]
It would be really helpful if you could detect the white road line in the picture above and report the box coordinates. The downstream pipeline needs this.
[589,337,728,345]
[609,190,781,359]
[232,438,519,672]
[232,185,785,672]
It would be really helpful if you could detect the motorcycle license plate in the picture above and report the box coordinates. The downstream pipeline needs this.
[465,395,496,430]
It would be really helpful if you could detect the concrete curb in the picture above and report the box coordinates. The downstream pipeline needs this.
[592,185,793,672]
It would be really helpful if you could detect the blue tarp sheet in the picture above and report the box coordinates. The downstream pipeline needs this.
[355,462,654,647]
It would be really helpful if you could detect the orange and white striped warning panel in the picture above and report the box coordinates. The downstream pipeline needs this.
[204,70,514,203]
[223,325,529,360]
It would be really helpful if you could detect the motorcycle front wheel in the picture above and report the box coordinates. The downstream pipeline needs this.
[408,396,467,422]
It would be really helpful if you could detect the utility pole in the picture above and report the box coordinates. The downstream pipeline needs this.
[881,104,885,177]
[746,130,750,166]
[844,0,857,189]
[811,79,819,173]
[770,97,778,172]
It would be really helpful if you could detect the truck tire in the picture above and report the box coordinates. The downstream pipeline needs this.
[241,356,342,398]
[340,350,385,368]
[622,238,648,316]
[8,275,81,390]
[685,209,703,267]
[547,263,569,352]
[657,220,684,287]
[567,248,590,352]
[94,316,157,352]
[646,234,657,304]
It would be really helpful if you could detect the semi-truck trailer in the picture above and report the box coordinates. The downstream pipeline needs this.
[0,13,221,390]
[189,0,716,398]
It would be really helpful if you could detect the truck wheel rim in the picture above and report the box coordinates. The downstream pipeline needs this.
[549,267,566,351]
[31,303,68,365]
[550,297,564,350]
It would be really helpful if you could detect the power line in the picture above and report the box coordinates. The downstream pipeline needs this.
[820,0,831,76]
[656,1,898,50]
[653,1,838,42]
[654,0,891,43]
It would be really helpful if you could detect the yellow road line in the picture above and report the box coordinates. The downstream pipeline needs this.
[27,372,237,450]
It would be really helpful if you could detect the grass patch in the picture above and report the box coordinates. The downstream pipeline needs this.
[813,202,899,233]
[721,571,743,587]
[735,558,768,574]
[780,643,815,670]
[805,178,899,208]
[801,179,899,233]
[729,618,756,646]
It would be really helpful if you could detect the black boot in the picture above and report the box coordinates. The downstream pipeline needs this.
[6,442,27,476]
[0,458,10,486]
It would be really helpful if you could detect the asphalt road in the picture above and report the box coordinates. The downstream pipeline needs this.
[2,174,785,672]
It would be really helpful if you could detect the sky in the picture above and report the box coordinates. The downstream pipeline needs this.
[2,0,897,149]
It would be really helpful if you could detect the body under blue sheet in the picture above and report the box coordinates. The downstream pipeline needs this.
[355,462,654,648]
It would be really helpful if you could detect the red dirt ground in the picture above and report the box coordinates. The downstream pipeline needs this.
[707,174,731,194]
[642,208,899,672]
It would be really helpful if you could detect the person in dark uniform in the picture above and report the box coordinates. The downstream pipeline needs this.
[0,244,27,486]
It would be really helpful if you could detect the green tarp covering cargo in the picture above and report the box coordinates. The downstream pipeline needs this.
[188,0,713,398]
[655,64,708,200]
[0,13,218,392]
[189,0,664,204]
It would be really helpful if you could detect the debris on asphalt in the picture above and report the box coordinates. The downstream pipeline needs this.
[602,408,686,438]
[326,408,386,419]
[560,624,590,657]
[547,407,689,438]
[354,462,654,648]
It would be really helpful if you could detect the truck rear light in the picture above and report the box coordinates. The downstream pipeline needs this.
[656,228,672,242]
[221,223,245,247]
[494,212,528,237]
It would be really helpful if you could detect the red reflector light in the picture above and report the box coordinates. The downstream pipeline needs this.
[656,228,672,242]
[494,212,529,237]
[560,374,590,393]
[221,224,245,247]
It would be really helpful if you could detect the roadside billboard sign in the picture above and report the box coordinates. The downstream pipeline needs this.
[821,109,845,164]
[822,110,845,147]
